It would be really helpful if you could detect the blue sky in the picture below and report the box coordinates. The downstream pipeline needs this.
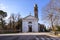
[0,0,50,28]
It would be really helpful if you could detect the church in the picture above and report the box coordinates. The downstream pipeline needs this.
[6,4,46,33]
[22,4,39,32]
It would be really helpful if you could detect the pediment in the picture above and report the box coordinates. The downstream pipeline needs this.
[23,15,38,20]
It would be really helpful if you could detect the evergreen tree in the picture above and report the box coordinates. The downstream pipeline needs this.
[0,10,7,29]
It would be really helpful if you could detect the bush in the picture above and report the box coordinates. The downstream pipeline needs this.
[56,26,60,31]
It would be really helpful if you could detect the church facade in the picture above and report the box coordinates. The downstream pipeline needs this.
[22,4,39,32]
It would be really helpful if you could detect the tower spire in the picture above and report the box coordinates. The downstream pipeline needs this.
[34,4,38,19]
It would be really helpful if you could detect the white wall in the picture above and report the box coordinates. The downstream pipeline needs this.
[22,16,38,32]
[22,21,28,32]
[32,21,38,32]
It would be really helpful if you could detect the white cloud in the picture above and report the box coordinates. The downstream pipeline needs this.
[0,3,7,11]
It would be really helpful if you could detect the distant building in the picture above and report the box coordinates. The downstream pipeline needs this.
[38,23,46,32]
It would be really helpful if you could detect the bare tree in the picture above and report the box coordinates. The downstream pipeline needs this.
[42,0,60,31]
[8,13,22,32]
[11,14,15,28]
[16,13,22,32]
[8,16,12,29]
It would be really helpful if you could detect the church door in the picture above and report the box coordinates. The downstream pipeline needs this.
[28,25,32,32]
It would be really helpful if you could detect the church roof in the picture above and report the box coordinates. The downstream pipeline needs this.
[22,14,38,20]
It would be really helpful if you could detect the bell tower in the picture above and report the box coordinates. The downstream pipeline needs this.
[34,4,38,19]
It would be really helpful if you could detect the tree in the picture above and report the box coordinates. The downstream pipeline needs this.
[8,16,12,29]
[0,10,7,17]
[0,10,7,29]
[16,13,22,32]
[42,0,60,31]
[8,13,17,32]
[8,13,22,32]
[56,26,60,31]
[11,13,16,29]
